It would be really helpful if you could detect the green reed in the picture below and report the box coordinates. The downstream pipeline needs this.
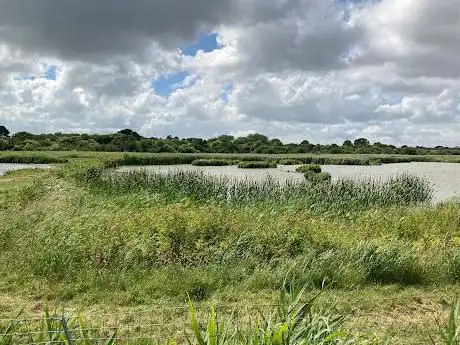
[82,169,432,213]
[237,161,277,169]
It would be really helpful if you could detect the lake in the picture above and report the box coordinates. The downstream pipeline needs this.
[118,162,460,202]
[0,163,51,176]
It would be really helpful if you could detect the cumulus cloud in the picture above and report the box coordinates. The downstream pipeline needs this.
[0,0,459,146]
[0,0,233,61]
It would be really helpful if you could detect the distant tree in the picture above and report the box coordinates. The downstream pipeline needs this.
[353,138,370,147]
[12,131,34,140]
[118,129,142,140]
[342,140,353,147]
[0,138,9,150]
[270,138,283,146]
[0,125,10,137]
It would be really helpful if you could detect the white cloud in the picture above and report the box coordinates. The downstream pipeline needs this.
[0,0,459,146]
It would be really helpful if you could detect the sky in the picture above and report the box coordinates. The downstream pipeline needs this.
[0,0,459,146]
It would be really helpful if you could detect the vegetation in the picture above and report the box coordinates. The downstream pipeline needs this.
[82,169,431,212]
[0,154,67,164]
[237,161,277,169]
[295,164,332,184]
[0,151,459,343]
[304,171,332,183]
[296,164,322,174]
[277,159,303,165]
[1,126,460,155]
[1,289,460,344]
[191,159,234,166]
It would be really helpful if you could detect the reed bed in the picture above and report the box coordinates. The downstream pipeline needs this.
[191,159,234,166]
[0,155,67,164]
[277,159,303,165]
[82,168,432,213]
[237,161,277,169]
[101,153,460,169]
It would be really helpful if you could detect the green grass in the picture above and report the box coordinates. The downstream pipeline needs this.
[0,157,459,343]
[2,150,460,166]
[81,169,432,212]
[191,159,234,166]
[237,161,277,169]
[277,159,303,165]
[1,289,460,344]
[0,154,67,164]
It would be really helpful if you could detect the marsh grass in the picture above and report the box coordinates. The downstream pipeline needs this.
[237,161,277,169]
[82,169,432,213]
[0,160,458,344]
[192,159,234,166]
[278,159,303,165]
[105,155,272,168]
[0,155,67,164]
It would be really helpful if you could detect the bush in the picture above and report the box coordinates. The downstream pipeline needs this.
[237,161,277,169]
[191,159,232,166]
[296,164,322,174]
[304,171,332,184]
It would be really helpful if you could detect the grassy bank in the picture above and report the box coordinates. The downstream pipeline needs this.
[0,154,67,164]
[3,150,460,166]
[0,161,459,343]
[105,153,460,167]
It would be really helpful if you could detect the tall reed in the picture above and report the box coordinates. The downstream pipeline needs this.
[82,168,433,213]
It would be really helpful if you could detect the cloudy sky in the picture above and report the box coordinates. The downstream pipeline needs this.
[0,0,459,146]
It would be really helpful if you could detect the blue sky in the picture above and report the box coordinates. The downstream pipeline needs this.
[181,33,221,56]
[15,64,57,81]
[152,33,222,97]
[45,65,57,80]
[152,71,190,97]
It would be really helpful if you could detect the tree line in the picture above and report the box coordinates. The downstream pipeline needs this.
[0,126,459,155]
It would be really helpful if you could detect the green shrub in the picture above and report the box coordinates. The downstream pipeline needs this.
[304,171,332,184]
[296,164,322,174]
[237,161,277,169]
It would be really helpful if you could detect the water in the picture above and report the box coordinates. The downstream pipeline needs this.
[0,163,51,176]
[118,162,460,202]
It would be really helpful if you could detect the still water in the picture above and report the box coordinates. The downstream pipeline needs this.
[119,162,460,202]
[0,163,51,176]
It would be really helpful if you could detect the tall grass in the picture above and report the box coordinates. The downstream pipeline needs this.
[82,169,432,213]
[187,288,350,345]
[105,154,274,168]
[192,159,234,166]
[237,161,277,169]
[0,155,67,164]
[278,159,303,165]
